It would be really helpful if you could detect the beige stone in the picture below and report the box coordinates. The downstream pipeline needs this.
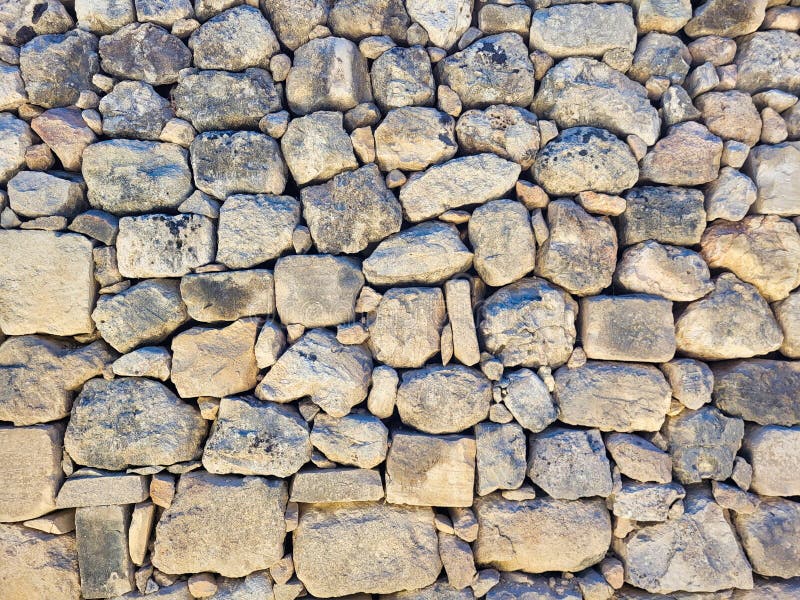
[56,470,149,508]
[744,425,800,496]
[641,121,723,185]
[289,468,384,503]
[606,433,673,484]
[734,497,800,578]
[439,532,476,590]
[745,142,800,216]
[23,508,75,535]
[368,365,399,419]
[310,412,388,469]
[374,107,457,172]
[468,199,535,287]
[774,291,800,358]
[444,279,480,367]
[129,501,156,566]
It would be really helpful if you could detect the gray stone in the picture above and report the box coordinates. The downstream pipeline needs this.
[256,329,372,418]
[99,80,173,140]
[8,170,85,218]
[180,270,274,322]
[75,505,134,599]
[628,33,691,85]
[704,167,757,221]
[405,0,471,50]
[745,142,800,216]
[173,68,282,132]
[0,113,34,183]
[254,321,285,369]
[329,0,409,42]
[475,422,526,496]
[82,140,192,214]
[363,221,473,286]
[554,361,672,432]
[497,368,557,433]
[685,0,768,38]
[310,412,389,469]
[469,199,535,287]
[662,84,702,127]
[260,0,329,51]
[641,121,723,185]
[736,31,800,95]
[203,396,311,477]
[0,0,73,45]
[191,131,286,199]
[281,111,357,185]
[116,213,216,278]
[487,574,581,600]
[384,579,475,600]
[732,579,800,600]
[135,0,192,27]
[444,279,480,367]
[735,498,800,578]
[713,359,800,426]
[620,186,706,246]
[661,358,714,410]
[455,105,539,169]
[64,377,206,470]
[479,277,578,368]
[529,4,636,59]
[216,194,299,269]
[111,346,171,380]
[75,0,135,34]
[609,482,685,522]
[371,46,435,111]
[775,292,800,358]
[605,433,673,484]
[92,279,188,353]
[99,23,189,85]
[301,164,402,254]
[290,468,384,504]
[189,6,279,70]
[55,470,149,508]
[436,33,534,109]
[744,425,800,496]
[374,107,456,172]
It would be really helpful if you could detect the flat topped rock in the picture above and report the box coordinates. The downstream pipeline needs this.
[712,359,800,426]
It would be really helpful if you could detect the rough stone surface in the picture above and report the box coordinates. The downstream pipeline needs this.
[189,6,278,71]
[615,241,713,301]
[375,107,456,172]
[180,270,274,323]
[743,425,800,496]
[620,186,706,246]
[371,46,435,111]
[735,498,800,578]
[469,199,535,287]
[530,4,637,59]
[456,105,539,168]
[281,111,357,185]
[310,412,388,469]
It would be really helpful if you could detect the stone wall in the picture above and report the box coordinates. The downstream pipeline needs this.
[1,0,800,599]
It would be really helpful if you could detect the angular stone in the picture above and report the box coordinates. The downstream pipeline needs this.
[555,361,672,432]
[474,494,611,573]
[260,0,328,51]
[475,422,526,496]
[173,68,282,132]
[606,433,673,484]
[8,171,85,218]
[0,113,35,183]
[661,358,714,410]
[468,199,535,287]
[535,199,617,297]
[456,105,539,169]
[528,427,612,500]
[99,23,189,85]
[328,0,408,42]
[628,33,691,85]
[374,107,456,172]
[444,279,480,367]
[93,279,188,353]
[385,579,475,600]
[0,336,113,425]
[743,425,800,496]
[56,470,149,508]
[20,30,98,108]
[736,31,800,95]
[530,4,636,59]
[301,164,402,254]
[406,0,471,50]
[290,468,384,504]
[30,108,95,171]
[117,213,215,278]
[436,33,534,109]
[479,277,578,368]
[745,142,800,216]
[64,377,205,470]
[368,287,446,369]
[134,0,191,26]
[153,472,287,578]
[0,0,72,45]
[189,6,278,70]
[732,579,800,600]
[274,255,363,327]
[620,186,706,246]
[704,167,758,222]
[216,194,299,269]
[0,524,80,599]
[171,319,259,398]
[735,498,800,578]
[371,46,435,111]
[256,329,372,417]
[112,346,171,380]
[533,57,661,146]
[190,131,286,199]
[775,292,800,358]
[180,270,273,323]
[396,365,491,434]
[696,91,762,147]
[83,140,192,214]
[685,0,768,38]
[713,359,800,426]
[310,412,388,469]
[129,501,156,566]
[286,37,372,115]
[610,482,685,522]
[76,505,134,599]
[641,122,723,185]
[399,153,520,222]
[496,368,557,433]
[254,322,285,369]
[0,230,94,336]
[614,489,753,594]
[294,502,440,597]
[0,425,63,522]
[363,221,473,286]
[203,397,311,477]
[386,431,475,507]
[664,406,744,484]
[675,273,783,360]
[281,111,356,185]
[99,80,173,140]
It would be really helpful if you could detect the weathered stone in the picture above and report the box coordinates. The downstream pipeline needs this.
[75,0,135,34]
[111,346,171,380]
[98,80,173,140]
[496,368,557,433]
[0,524,80,599]
[8,170,84,218]
[533,57,661,146]
[704,166,757,221]
[735,498,800,578]
[436,33,534,109]
[310,412,388,469]
[468,199,535,287]
[189,6,278,70]
[530,4,636,59]
[535,199,617,297]
[620,186,706,246]
[485,574,581,600]
[475,422,526,496]
[374,107,456,172]
[274,255,363,327]
[474,494,611,573]
[30,108,95,171]
[190,131,286,199]
[675,273,783,360]
[55,470,148,508]
[732,579,800,600]
[368,287,446,368]
[170,319,259,398]
[555,361,672,432]
[745,142,800,216]
[534,127,638,196]
[685,0,768,38]
[254,321,285,369]
[735,31,800,95]
[713,359,800,426]
[180,270,273,323]
[203,397,311,477]
[0,0,72,45]
[528,428,612,500]
[396,365,491,434]
[76,505,134,598]
[455,105,538,169]
[99,23,189,85]
[82,140,192,214]
[257,329,372,417]
[610,482,685,522]
[614,489,753,594]
[135,0,192,26]
[641,122,723,185]
[216,194,299,269]
[443,279,480,367]
[260,0,328,51]
[290,468,384,504]
[301,165,402,254]
[363,221,473,286]
[116,213,216,278]
[628,33,691,85]
[386,431,475,507]
[294,502,440,597]
[405,0,470,50]
[371,46,436,111]
[742,425,800,496]
[774,292,800,358]
[20,30,98,108]
[281,111,356,185]
[329,0,408,41]
[93,279,188,353]
[661,85,702,127]
[0,230,94,336]
[606,433,673,484]
[661,358,714,410]
[0,113,35,183]
[696,91,762,147]
[286,37,372,115]
[153,472,287,578]
[172,68,282,132]
[615,241,713,302]
[580,295,675,363]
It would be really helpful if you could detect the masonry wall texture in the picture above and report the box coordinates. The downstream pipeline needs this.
[1,0,800,599]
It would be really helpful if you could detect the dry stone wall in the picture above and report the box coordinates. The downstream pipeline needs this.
[1,0,800,598]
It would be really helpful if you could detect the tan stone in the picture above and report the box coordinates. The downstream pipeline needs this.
[129,501,156,566]
[444,279,480,366]
[56,470,149,508]
[439,532,476,590]
[743,425,800,496]
[774,291,800,358]
[289,468,384,503]
[640,121,723,185]
[23,508,75,535]
[606,433,673,484]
